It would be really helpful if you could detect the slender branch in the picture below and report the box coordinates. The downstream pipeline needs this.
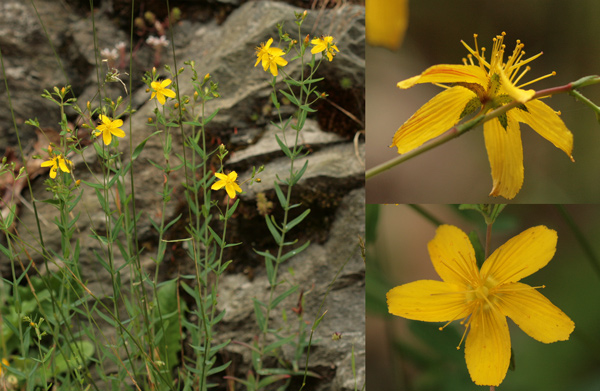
[556,205,600,280]
[366,76,600,180]
[408,204,444,226]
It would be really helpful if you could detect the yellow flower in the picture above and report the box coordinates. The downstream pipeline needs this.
[93,114,125,145]
[387,224,574,386]
[211,171,242,199]
[40,153,72,179]
[150,78,176,105]
[366,0,408,50]
[310,36,339,61]
[0,358,8,376]
[391,32,574,199]
[254,38,288,76]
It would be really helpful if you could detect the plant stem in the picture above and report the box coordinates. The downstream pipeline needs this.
[485,222,492,259]
[366,77,600,180]
[556,205,600,280]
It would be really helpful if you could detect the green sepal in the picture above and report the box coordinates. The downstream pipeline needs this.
[459,96,482,120]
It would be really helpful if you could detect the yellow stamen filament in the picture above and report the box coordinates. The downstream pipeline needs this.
[513,66,531,86]
[518,71,557,88]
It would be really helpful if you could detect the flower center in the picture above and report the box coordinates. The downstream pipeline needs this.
[466,276,499,311]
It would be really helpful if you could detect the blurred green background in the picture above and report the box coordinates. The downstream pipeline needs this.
[366,204,600,390]
[366,0,600,203]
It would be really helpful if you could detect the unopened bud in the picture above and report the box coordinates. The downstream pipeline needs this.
[303,34,310,47]
[134,17,145,29]
[144,11,156,24]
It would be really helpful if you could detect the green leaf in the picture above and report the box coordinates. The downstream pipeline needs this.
[207,360,231,376]
[279,240,310,263]
[50,340,95,375]
[312,310,327,330]
[286,209,310,231]
[273,181,288,208]
[269,285,298,310]
[265,256,275,285]
[203,108,220,126]
[132,130,161,160]
[468,230,485,267]
[289,160,309,186]
[270,91,280,109]
[253,298,266,332]
[225,199,240,220]
[208,225,223,247]
[265,215,282,244]
[279,89,300,106]
[257,374,291,389]
[275,134,292,158]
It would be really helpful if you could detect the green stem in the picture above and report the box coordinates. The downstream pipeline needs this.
[485,222,492,260]
[556,205,600,280]
[408,204,443,226]
[366,77,600,180]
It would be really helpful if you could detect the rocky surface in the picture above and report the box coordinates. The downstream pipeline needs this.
[0,1,364,390]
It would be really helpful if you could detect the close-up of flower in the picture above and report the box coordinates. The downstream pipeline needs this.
[40,152,72,179]
[211,171,242,199]
[150,78,176,105]
[390,32,574,199]
[386,224,575,386]
[93,114,125,146]
[254,37,288,76]
[310,36,340,61]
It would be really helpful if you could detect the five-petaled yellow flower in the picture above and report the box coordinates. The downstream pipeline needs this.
[391,32,574,199]
[41,153,72,179]
[254,38,288,77]
[387,224,574,386]
[310,36,339,61]
[211,171,242,199]
[93,114,125,145]
[150,79,176,105]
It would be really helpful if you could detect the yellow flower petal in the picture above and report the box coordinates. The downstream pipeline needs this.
[58,157,70,173]
[366,0,408,50]
[427,225,479,287]
[111,127,126,139]
[40,160,55,167]
[103,130,112,145]
[511,99,574,161]
[387,280,471,322]
[211,180,226,191]
[225,183,238,199]
[465,308,511,386]
[397,65,488,89]
[483,115,524,199]
[480,226,557,285]
[391,86,475,153]
[163,89,177,99]
[160,79,172,88]
[498,66,535,103]
[497,282,575,343]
